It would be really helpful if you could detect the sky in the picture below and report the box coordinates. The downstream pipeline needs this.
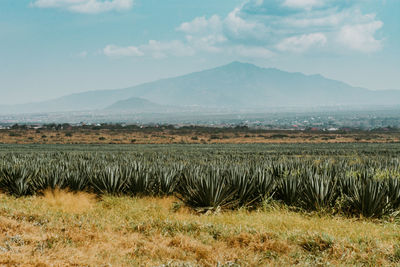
[0,0,399,105]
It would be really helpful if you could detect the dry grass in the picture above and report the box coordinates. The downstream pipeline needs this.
[0,129,399,144]
[1,192,400,266]
[39,189,96,214]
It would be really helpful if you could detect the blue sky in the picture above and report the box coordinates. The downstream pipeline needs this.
[0,0,399,104]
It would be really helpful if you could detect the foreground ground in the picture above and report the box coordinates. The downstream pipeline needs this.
[1,191,400,266]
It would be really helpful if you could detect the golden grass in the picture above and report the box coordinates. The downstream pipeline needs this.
[1,192,400,266]
[39,189,96,214]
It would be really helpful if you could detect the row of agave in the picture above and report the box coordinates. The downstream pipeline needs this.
[1,156,400,218]
[0,161,182,197]
[178,167,400,217]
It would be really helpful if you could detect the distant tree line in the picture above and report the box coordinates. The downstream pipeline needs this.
[1,123,399,134]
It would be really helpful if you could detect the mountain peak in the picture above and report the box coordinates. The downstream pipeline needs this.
[223,61,260,69]
[106,97,164,111]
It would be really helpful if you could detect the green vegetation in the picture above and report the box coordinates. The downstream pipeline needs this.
[1,144,400,218]
[1,144,400,265]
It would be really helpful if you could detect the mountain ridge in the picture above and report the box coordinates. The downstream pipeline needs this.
[1,62,399,114]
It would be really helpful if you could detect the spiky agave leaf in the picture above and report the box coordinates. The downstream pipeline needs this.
[270,163,286,179]
[63,162,90,192]
[31,166,66,193]
[0,165,36,197]
[176,166,238,211]
[344,176,390,218]
[60,171,87,192]
[301,172,338,211]
[90,166,128,195]
[228,166,258,208]
[387,178,400,210]
[276,174,303,207]
[253,167,275,202]
[126,162,152,196]
[152,164,182,196]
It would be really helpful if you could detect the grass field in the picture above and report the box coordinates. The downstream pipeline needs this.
[1,128,399,144]
[1,143,400,266]
[2,192,400,266]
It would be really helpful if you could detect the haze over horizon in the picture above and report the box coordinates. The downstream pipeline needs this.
[1,0,400,105]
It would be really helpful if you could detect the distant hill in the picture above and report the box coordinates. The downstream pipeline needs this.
[1,62,400,114]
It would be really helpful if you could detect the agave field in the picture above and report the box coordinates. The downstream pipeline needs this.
[1,143,400,218]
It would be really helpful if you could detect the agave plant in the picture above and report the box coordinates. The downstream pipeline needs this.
[90,166,128,195]
[253,168,275,202]
[343,175,390,218]
[63,163,90,192]
[176,166,238,211]
[276,174,303,206]
[0,165,36,197]
[301,172,338,211]
[270,163,286,179]
[387,178,400,210]
[126,162,152,196]
[31,166,66,193]
[0,144,399,219]
[152,164,182,196]
[228,167,258,207]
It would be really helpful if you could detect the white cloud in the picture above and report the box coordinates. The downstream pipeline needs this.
[338,21,383,53]
[178,8,269,42]
[31,0,133,14]
[103,45,143,57]
[224,8,269,40]
[103,41,195,59]
[253,0,264,6]
[102,0,384,59]
[103,40,273,60]
[178,15,222,35]
[277,33,327,52]
[239,0,383,53]
[174,0,383,56]
[177,15,227,53]
[142,40,195,59]
[283,0,322,9]
[185,34,227,53]
[282,10,349,28]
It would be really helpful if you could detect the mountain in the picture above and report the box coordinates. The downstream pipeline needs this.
[1,62,400,114]
[105,97,173,112]
[0,89,135,114]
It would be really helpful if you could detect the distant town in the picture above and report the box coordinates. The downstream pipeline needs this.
[1,108,400,132]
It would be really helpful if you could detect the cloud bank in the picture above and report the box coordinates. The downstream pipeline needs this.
[103,0,384,58]
[31,0,133,14]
